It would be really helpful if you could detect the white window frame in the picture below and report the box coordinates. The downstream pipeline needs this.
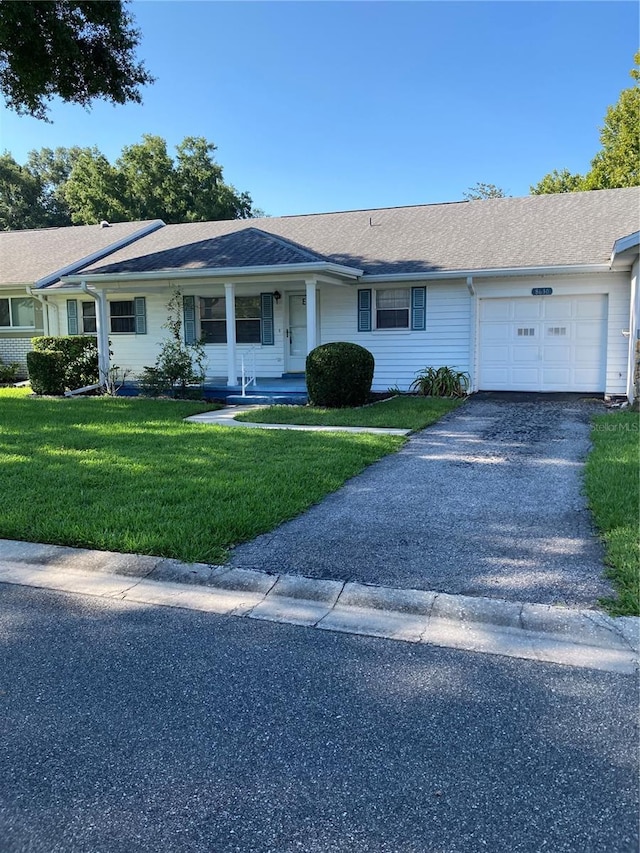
[199,295,262,345]
[109,300,136,334]
[0,296,36,330]
[374,287,411,331]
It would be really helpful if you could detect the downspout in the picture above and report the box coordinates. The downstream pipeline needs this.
[466,276,477,393]
[80,282,109,388]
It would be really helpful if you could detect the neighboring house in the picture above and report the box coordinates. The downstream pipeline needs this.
[4,188,640,399]
[0,220,164,377]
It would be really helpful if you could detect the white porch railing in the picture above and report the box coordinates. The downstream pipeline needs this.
[240,347,258,396]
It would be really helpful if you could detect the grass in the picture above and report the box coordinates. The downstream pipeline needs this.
[0,388,406,564]
[234,395,463,430]
[584,410,640,616]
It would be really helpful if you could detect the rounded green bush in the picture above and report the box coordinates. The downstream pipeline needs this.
[306,342,375,408]
[26,350,66,395]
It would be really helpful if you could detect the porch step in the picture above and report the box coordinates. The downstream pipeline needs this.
[226,394,307,406]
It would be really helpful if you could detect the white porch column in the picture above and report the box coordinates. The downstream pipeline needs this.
[305,279,317,354]
[224,281,237,386]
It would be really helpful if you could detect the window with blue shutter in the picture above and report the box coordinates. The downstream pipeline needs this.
[411,286,426,331]
[358,289,372,332]
[260,293,274,345]
[67,299,78,335]
[134,297,147,334]
[183,295,196,344]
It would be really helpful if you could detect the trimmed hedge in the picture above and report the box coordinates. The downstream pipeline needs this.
[26,350,67,395]
[306,342,375,408]
[30,336,99,392]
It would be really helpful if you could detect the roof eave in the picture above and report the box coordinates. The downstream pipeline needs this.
[363,263,612,282]
[610,231,640,270]
[34,220,165,288]
[60,260,364,285]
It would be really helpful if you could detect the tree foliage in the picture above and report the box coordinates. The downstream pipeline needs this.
[462,183,508,200]
[0,135,258,230]
[0,1,153,120]
[531,52,640,194]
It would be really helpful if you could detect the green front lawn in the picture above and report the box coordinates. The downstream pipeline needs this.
[234,396,463,430]
[584,411,640,616]
[0,388,405,564]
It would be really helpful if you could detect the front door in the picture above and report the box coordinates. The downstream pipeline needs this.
[286,294,307,372]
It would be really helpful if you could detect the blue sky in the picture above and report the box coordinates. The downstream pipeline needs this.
[0,1,637,216]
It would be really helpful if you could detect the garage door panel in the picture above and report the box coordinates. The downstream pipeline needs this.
[542,368,572,385]
[483,345,510,362]
[544,300,573,320]
[513,301,542,320]
[481,301,511,321]
[478,295,607,392]
[511,367,541,384]
[512,347,540,363]
[576,298,606,319]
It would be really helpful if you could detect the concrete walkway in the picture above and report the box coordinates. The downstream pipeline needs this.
[186,404,410,435]
[0,538,637,674]
[230,396,614,607]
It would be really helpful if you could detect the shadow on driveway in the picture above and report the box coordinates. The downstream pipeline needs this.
[230,394,612,608]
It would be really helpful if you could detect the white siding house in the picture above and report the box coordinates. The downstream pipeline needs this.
[5,188,640,399]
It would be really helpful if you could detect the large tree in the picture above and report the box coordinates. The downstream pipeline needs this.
[0,1,153,120]
[1,135,258,230]
[531,52,640,194]
[20,134,257,227]
[0,154,42,230]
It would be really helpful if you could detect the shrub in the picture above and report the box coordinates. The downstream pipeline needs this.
[306,342,374,408]
[0,358,20,384]
[410,366,470,398]
[26,350,67,395]
[32,336,99,390]
[139,289,207,398]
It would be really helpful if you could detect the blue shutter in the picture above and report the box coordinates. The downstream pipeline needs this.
[134,297,147,334]
[183,295,196,344]
[67,299,78,335]
[411,287,426,331]
[260,292,274,345]
[358,289,372,332]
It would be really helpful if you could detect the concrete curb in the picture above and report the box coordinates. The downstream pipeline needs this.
[184,405,411,435]
[0,539,637,674]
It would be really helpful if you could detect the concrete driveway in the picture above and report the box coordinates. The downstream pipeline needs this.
[230,394,613,608]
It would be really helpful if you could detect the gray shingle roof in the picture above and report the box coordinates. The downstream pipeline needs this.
[76,188,640,278]
[85,227,329,274]
[0,220,163,287]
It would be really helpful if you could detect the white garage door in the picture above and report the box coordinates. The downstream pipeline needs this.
[478,295,607,392]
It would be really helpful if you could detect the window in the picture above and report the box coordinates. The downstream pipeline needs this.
[358,287,425,332]
[235,296,261,343]
[376,288,410,329]
[200,297,226,343]
[0,297,35,328]
[199,296,262,344]
[82,301,97,333]
[110,301,135,333]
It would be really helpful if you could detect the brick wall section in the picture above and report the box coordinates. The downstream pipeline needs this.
[0,337,33,379]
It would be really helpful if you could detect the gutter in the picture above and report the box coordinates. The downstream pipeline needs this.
[363,264,612,283]
[34,220,165,289]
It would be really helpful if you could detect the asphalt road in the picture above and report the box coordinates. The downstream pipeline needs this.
[1,583,637,853]
[230,395,612,607]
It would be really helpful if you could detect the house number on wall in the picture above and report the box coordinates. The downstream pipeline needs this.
[531,287,553,296]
